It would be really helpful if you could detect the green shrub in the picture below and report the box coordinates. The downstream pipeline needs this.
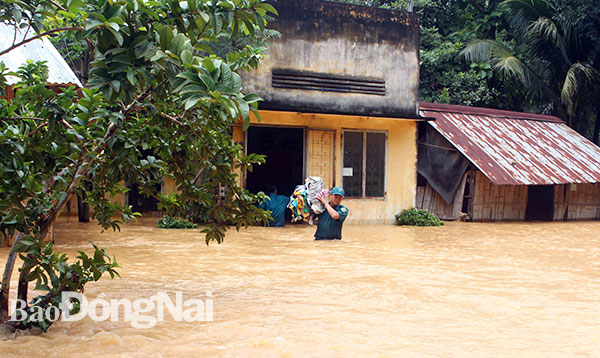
[158,193,211,225]
[395,208,444,226]
[157,216,199,229]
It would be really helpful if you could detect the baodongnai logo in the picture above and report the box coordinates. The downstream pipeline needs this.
[10,291,213,329]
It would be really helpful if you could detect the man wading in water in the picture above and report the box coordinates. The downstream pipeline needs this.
[314,187,348,240]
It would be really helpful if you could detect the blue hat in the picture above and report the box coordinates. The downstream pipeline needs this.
[331,187,345,197]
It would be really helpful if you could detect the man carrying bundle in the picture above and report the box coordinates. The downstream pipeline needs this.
[314,187,348,240]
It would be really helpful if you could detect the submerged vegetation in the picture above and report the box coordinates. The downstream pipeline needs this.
[157,216,199,229]
[395,208,444,226]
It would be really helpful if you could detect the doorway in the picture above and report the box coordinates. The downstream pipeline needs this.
[127,148,161,213]
[246,126,304,197]
[525,185,554,221]
[128,182,161,212]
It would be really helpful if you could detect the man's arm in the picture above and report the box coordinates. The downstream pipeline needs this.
[318,197,340,220]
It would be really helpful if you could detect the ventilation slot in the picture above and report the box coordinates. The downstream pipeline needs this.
[272,69,386,96]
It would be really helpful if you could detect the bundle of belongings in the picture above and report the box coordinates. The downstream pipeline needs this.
[287,176,329,223]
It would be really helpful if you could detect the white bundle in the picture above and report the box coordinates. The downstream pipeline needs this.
[305,176,325,214]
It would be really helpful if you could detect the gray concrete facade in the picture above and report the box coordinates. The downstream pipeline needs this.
[241,0,421,118]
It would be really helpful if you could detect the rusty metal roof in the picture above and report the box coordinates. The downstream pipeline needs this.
[0,23,82,87]
[419,102,600,185]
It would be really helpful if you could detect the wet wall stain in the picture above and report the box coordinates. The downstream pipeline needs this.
[242,0,421,118]
[270,0,419,45]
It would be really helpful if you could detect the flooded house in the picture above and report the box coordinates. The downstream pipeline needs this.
[417,102,600,221]
[236,0,424,224]
[27,0,424,224]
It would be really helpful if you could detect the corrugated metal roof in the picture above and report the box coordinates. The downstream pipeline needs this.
[419,102,600,185]
[0,23,82,87]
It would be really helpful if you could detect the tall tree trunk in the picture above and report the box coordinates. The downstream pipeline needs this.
[16,256,32,304]
[571,113,578,134]
[77,191,90,222]
[594,105,600,145]
[0,232,23,323]
[77,181,93,222]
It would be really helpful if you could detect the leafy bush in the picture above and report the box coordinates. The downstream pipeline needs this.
[157,216,199,229]
[395,208,444,226]
[158,193,211,225]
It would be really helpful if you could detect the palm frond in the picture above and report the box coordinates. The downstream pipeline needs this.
[589,41,600,69]
[501,0,552,19]
[461,39,497,63]
[561,64,579,112]
[561,62,599,116]
[462,39,552,102]
[501,0,553,39]
[527,17,568,62]
[494,55,545,100]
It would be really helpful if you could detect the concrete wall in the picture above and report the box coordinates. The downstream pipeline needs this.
[237,110,418,224]
[241,0,420,118]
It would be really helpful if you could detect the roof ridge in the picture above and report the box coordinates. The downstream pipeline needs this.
[419,101,563,123]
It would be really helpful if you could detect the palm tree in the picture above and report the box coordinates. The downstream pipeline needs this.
[461,0,600,135]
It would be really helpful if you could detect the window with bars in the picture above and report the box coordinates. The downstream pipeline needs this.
[342,130,386,198]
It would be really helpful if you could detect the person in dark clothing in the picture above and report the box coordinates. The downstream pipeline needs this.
[259,186,288,227]
[314,187,348,240]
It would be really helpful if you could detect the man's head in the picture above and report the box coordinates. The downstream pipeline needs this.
[268,185,278,194]
[329,187,345,206]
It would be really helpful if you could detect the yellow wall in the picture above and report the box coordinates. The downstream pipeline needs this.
[241,110,418,224]
[60,112,418,225]
[164,177,177,195]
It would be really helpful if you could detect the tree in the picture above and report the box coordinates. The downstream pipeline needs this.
[336,0,531,110]
[419,25,529,109]
[0,0,276,332]
[461,0,600,135]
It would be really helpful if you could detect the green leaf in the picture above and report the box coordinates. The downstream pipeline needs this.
[150,50,167,62]
[231,72,242,92]
[127,68,136,85]
[254,2,278,16]
[159,26,174,51]
[199,73,216,90]
[106,5,124,19]
[107,17,125,25]
[180,49,193,64]
[243,93,261,104]
[238,100,249,122]
[221,63,233,88]
[170,33,188,56]
[106,26,124,45]
[184,97,200,110]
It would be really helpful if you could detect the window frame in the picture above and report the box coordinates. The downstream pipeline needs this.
[341,129,388,199]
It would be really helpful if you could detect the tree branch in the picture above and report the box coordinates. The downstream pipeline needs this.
[0,117,46,121]
[0,232,24,323]
[47,0,67,11]
[60,119,74,130]
[0,27,83,57]
[29,122,49,136]
[159,112,185,126]
[42,80,168,228]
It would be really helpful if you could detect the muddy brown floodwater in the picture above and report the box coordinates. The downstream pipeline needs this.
[0,217,599,357]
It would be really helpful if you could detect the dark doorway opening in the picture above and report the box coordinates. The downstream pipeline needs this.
[128,182,161,212]
[246,126,304,197]
[526,185,554,221]
[127,148,161,213]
